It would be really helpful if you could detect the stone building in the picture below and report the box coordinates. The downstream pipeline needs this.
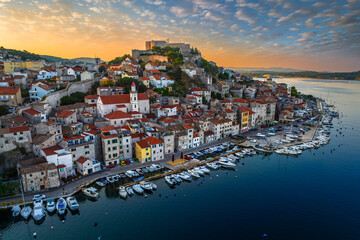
[0,126,32,153]
[18,157,60,192]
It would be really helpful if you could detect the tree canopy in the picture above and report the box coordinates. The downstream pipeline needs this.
[108,54,131,65]
[60,92,87,106]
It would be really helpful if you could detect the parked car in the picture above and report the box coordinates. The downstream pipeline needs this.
[125,160,130,165]
[33,194,46,201]
[120,161,126,166]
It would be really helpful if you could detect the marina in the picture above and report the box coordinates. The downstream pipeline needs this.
[0,78,359,240]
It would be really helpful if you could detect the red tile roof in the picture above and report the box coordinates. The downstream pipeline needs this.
[85,95,99,99]
[9,126,29,133]
[23,108,41,116]
[99,93,148,104]
[143,136,163,145]
[105,111,133,119]
[0,87,20,95]
[183,125,194,129]
[136,140,150,149]
[57,110,75,118]
[41,145,63,156]
[76,156,90,164]
[224,109,233,113]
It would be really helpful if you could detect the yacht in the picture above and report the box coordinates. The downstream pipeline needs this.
[193,167,204,176]
[125,186,134,196]
[56,198,67,215]
[172,174,182,183]
[132,184,144,194]
[96,181,105,187]
[11,205,21,217]
[32,200,45,221]
[46,199,56,213]
[20,206,32,220]
[66,197,79,211]
[199,166,210,174]
[119,186,128,198]
[150,182,157,190]
[218,159,236,168]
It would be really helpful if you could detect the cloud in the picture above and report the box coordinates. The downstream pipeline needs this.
[277,13,295,23]
[89,7,101,13]
[144,0,163,6]
[170,6,191,17]
[235,8,254,24]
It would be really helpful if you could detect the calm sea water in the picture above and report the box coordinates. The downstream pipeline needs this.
[1,78,359,240]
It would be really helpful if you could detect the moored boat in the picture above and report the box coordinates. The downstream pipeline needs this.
[126,186,134,196]
[12,205,21,217]
[82,187,99,198]
[119,186,127,198]
[96,181,105,187]
[140,181,153,192]
[132,184,144,194]
[46,199,56,213]
[66,197,79,211]
[165,176,176,185]
[218,159,236,168]
[56,198,67,215]
[20,206,32,220]
[32,200,45,221]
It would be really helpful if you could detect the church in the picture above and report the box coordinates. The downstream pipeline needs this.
[97,82,150,117]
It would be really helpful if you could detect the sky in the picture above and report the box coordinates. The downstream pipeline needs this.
[0,0,359,72]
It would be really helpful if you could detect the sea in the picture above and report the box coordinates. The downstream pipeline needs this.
[0,78,359,240]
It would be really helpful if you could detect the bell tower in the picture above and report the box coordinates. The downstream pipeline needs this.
[130,82,138,112]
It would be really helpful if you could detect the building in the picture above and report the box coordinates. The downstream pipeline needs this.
[145,40,167,50]
[56,110,77,126]
[37,70,58,80]
[40,145,75,179]
[104,111,133,127]
[76,156,101,176]
[141,136,164,161]
[101,126,132,166]
[18,157,60,192]
[0,86,22,107]
[80,71,94,81]
[0,126,32,153]
[188,88,211,102]
[29,82,54,101]
[149,75,174,88]
[97,83,149,117]
[3,61,44,73]
[209,118,233,140]
[135,140,151,163]
[159,131,175,154]
[35,121,63,144]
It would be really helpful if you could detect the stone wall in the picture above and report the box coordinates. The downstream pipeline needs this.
[139,55,168,63]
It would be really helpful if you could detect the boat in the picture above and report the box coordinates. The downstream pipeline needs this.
[11,205,21,217]
[132,184,144,194]
[82,187,99,198]
[46,199,56,213]
[165,176,176,185]
[253,145,273,153]
[187,169,200,178]
[136,169,144,175]
[218,159,236,168]
[206,162,219,170]
[142,168,149,174]
[199,166,210,173]
[113,175,119,182]
[32,200,45,221]
[106,176,114,183]
[179,172,192,181]
[150,182,157,190]
[96,181,105,187]
[133,176,145,182]
[140,181,153,192]
[193,167,204,176]
[172,174,182,183]
[66,197,79,211]
[119,186,127,198]
[56,198,67,215]
[125,186,134,196]
[20,206,32,220]
[125,170,136,178]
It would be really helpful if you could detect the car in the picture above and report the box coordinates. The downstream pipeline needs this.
[120,161,126,166]
[125,160,130,165]
[33,194,46,201]
[250,139,257,143]
[106,164,116,169]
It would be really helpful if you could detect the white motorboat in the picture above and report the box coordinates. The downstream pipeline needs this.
[140,181,153,191]
[165,176,176,185]
[96,181,105,187]
[132,184,144,194]
[199,166,210,173]
[218,159,236,168]
[106,176,114,183]
[66,197,79,211]
[20,206,32,220]
[193,168,204,176]
[32,200,45,221]
[83,187,100,198]
[179,172,192,181]
[187,169,200,178]
[150,182,157,190]
[11,205,21,217]
[126,186,134,196]
[172,174,182,183]
[113,175,119,182]
[206,162,219,170]
[46,199,56,213]
[119,186,128,198]
[56,198,67,215]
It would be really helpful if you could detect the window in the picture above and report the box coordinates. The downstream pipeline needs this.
[85,151,90,155]
[108,154,111,159]
[14,132,17,136]
[71,148,76,152]
[30,174,32,177]
[160,149,162,153]
[153,151,155,154]
[112,139,117,144]
[20,132,23,134]
[146,152,149,156]
[108,147,111,151]
[120,146,123,149]
[108,140,110,144]
[113,153,117,157]
[41,172,44,175]
[113,146,117,150]
[85,145,89,149]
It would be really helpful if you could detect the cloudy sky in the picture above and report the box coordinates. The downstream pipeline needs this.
[0,0,359,71]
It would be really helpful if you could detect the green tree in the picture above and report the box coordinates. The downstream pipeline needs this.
[98,65,106,73]
[116,77,147,93]
[108,54,131,65]
[0,105,9,116]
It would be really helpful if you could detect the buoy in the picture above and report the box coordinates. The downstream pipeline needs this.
[51,226,54,230]
[174,193,176,196]
[62,220,65,223]
[165,194,168,198]
[33,232,37,238]
[94,222,98,227]
[105,212,108,215]
[235,176,237,178]
[216,175,219,177]
[263,233,268,237]
[145,195,147,198]
[184,195,186,197]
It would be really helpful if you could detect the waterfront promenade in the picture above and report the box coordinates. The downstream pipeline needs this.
[0,137,231,207]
